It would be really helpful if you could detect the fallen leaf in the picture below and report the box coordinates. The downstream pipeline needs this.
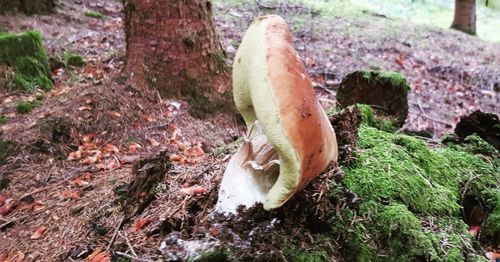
[169,154,183,162]
[2,96,14,103]
[128,142,142,153]
[134,217,152,231]
[147,138,160,147]
[0,206,12,216]
[80,156,98,165]
[78,105,92,111]
[395,53,405,69]
[143,114,154,122]
[108,111,121,118]
[29,201,46,211]
[30,226,48,239]
[62,190,79,200]
[82,133,95,143]
[85,249,111,262]
[71,177,90,187]
[180,185,206,195]
[120,154,141,164]
[67,151,82,160]
[184,143,205,157]
[103,143,119,154]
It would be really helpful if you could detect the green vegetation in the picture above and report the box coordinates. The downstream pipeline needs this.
[218,0,500,43]
[84,10,105,19]
[358,104,397,132]
[445,134,499,156]
[0,140,18,164]
[360,70,410,92]
[332,119,499,260]
[63,52,86,67]
[283,241,329,262]
[16,99,43,114]
[0,31,52,91]
[0,115,8,124]
[213,137,243,156]
[13,56,53,91]
[194,249,229,262]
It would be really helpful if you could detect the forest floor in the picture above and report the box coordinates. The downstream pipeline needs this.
[0,0,499,261]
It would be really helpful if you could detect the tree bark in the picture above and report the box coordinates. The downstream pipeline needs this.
[451,0,476,35]
[0,0,56,14]
[124,0,233,117]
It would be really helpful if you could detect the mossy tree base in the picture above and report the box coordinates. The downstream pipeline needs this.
[0,31,52,91]
[0,0,56,15]
[336,70,410,128]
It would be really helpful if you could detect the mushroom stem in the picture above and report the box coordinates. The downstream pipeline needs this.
[215,121,279,214]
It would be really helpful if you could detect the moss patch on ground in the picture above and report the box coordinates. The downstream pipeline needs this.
[0,140,19,164]
[84,10,105,19]
[333,117,499,260]
[16,98,43,114]
[357,104,397,132]
[63,52,86,67]
[0,31,52,91]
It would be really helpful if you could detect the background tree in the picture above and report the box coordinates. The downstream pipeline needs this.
[0,0,56,14]
[451,0,477,35]
[124,0,233,117]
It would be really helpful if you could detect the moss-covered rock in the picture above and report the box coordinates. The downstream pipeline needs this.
[337,70,409,127]
[14,56,53,91]
[0,31,52,91]
[334,117,499,260]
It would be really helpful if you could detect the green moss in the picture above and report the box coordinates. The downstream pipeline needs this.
[345,124,498,215]
[0,31,50,72]
[84,10,105,19]
[16,100,42,114]
[336,117,499,260]
[481,190,500,242]
[375,203,436,261]
[358,104,397,132]
[213,138,243,156]
[0,140,18,164]
[0,114,7,124]
[194,249,229,262]
[0,31,52,91]
[360,70,411,92]
[283,241,329,262]
[448,135,498,156]
[13,56,53,91]
[63,52,86,67]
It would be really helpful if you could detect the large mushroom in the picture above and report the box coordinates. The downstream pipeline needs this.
[215,15,338,213]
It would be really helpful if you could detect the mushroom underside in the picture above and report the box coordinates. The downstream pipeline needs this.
[215,121,281,214]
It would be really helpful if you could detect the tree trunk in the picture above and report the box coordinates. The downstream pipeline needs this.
[0,0,56,14]
[124,0,232,117]
[451,0,476,35]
